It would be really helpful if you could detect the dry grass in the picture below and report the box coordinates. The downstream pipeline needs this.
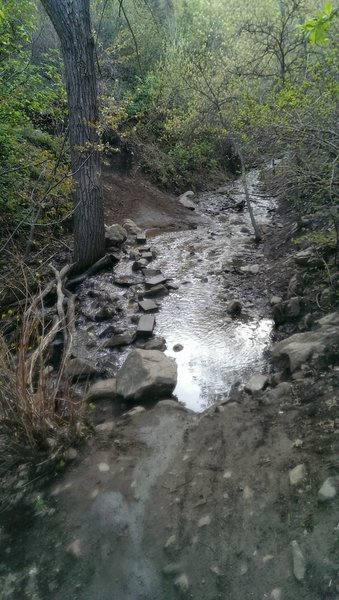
[0,305,83,472]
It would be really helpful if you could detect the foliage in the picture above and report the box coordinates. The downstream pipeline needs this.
[301,1,338,43]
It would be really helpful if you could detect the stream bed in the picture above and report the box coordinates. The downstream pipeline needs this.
[76,168,276,412]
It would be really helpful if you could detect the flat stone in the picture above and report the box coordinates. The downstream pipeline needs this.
[318,477,337,501]
[140,252,153,261]
[289,464,307,486]
[137,315,155,336]
[143,268,162,277]
[291,540,306,581]
[104,332,136,348]
[245,374,269,394]
[144,284,169,298]
[294,249,313,266]
[138,299,158,312]
[116,349,177,401]
[136,232,147,244]
[86,379,117,401]
[145,275,167,288]
[114,276,143,287]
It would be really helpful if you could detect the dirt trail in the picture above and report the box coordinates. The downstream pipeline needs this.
[1,173,338,600]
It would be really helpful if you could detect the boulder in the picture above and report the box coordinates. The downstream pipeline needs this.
[86,378,118,401]
[123,219,141,235]
[272,312,339,372]
[105,224,127,246]
[116,349,177,401]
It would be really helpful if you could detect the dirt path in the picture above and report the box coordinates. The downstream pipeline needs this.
[1,173,338,600]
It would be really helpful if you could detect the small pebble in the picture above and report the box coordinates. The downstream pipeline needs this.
[98,462,110,472]
[198,515,211,528]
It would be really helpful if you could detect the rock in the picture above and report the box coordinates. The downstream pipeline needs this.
[270,588,282,600]
[69,330,96,359]
[163,563,182,575]
[227,300,242,316]
[173,344,184,352]
[272,312,339,372]
[270,296,283,306]
[104,332,136,348]
[289,464,307,486]
[136,232,147,244]
[138,299,158,312]
[179,190,195,210]
[318,477,337,501]
[66,358,97,381]
[86,379,118,401]
[240,264,260,274]
[114,276,143,287]
[291,540,306,581]
[105,224,127,246]
[145,274,167,288]
[95,421,114,434]
[164,534,177,549]
[116,349,177,401]
[294,249,313,266]
[287,274,303,299]
[140,251,153,261]
[64,447,78,461]
[123,219,141,235]
[143,336,167,351]
[244,374,268,394]
[137,315,155,337]
[174,574,189,593]
[143,268,162,277]
[124,406,146,417]
[273,297,302,325]
[198,515,211,528]
[144,284,169,298]
[132,259,148,271]
[267,382,293,402]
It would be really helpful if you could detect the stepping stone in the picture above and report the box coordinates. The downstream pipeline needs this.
[143,268,162,277]
[144,285,169,298]
[145,275,167,288]
[137,315,155,336]
[141,252,153,261]
[136,232,147,244]
[138,299,158,312]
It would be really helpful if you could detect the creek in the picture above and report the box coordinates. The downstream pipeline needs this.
[76,168,276,412]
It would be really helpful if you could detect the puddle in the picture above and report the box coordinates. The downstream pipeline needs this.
[77,168,275,412]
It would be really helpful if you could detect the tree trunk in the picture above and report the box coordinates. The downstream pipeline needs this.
[40,0,105,271]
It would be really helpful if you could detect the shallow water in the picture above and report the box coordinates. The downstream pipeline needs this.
[78,168,276,412]
[150,169,275,411]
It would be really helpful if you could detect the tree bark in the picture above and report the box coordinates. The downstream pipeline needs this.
[40,0,105,271]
